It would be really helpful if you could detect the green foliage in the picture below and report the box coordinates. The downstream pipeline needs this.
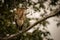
[15,29,43,40]
[0,0,57,40]
[0,2,19,37]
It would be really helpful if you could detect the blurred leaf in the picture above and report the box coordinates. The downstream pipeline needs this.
[50,0,58,5]
[57,22,60,27]
[39,21,49,26]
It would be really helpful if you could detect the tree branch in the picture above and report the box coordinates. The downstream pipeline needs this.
[1,7,60,40]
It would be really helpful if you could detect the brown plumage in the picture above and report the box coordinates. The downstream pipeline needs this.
[14,8,26,30]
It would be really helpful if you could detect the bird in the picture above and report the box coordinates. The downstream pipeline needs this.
[14,7,29,30]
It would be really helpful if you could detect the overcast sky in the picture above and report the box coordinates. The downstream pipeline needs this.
[47,17,60,40]
[25,0,60,40]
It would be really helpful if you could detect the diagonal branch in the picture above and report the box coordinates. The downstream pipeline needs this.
[1,7,60,40]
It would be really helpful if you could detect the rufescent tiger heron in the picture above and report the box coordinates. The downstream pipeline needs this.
[14,8,29,30]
